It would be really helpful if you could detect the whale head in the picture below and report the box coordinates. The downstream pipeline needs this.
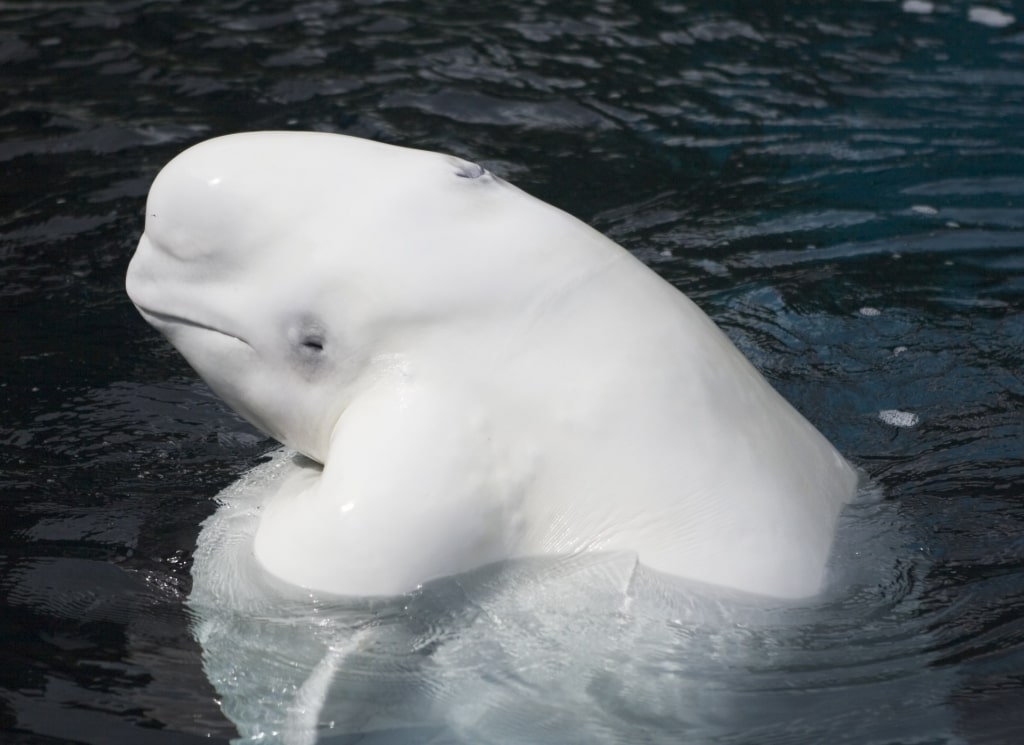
[126,131,597,462]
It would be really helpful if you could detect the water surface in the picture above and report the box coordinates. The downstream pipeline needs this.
[2,1,1023,743]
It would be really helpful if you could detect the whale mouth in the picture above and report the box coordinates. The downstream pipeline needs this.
[134,305,252,347]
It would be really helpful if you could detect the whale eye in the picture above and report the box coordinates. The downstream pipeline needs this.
[454,162,486,179]
[289,318,329,377]
[301,336,325,353]
[290,318,326,355]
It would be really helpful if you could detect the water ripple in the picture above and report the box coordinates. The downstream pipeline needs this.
[1,0,1023,743]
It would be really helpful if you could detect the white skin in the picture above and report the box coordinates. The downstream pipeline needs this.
[126,132,858,599]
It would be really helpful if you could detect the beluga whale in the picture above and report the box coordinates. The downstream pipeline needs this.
[126,131,858,600]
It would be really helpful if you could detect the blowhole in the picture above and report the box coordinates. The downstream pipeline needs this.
[301,337,325,352]
[455,162,486,179]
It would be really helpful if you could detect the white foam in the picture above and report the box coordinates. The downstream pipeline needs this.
[879,409,920,428]
[902,1,934,14]
[968,6,1015,27]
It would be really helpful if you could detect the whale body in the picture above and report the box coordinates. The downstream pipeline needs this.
[126,131,858,599]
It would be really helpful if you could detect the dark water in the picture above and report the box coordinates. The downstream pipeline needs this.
[2,1,1023,743]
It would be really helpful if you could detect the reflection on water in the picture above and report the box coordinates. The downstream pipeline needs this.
[1,1,1022,743]
[190,451,949,745]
